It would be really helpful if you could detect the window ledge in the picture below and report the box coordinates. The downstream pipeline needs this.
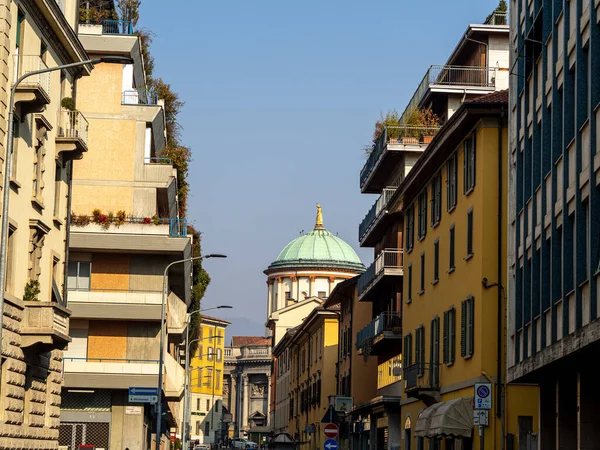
[463,354,473,360]
[447,267,456,274]
[417,290,425,296]
[9,179,21,190]
[445,362,454,368]
[464,187,475,197]
[447,205,456,214]
[432,220,440,229]
[432,279,439,286]
[417,235,426,242]
[31,197,45,210]
[464,253,474,262]
[405,298,412,304]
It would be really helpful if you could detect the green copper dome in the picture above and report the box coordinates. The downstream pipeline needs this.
[267,205,365,272]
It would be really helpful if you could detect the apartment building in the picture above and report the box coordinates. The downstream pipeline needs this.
[0,0,92,448]
[283,307,338,450]
[188,314,230,445]
[507,0,600,446]
[223,337,272,442]
[323,277,377,450]
[58,19,191,450]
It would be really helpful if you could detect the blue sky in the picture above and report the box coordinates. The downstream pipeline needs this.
[141,0,501,338]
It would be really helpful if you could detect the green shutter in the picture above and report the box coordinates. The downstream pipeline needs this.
[468,297,475,356]
[471,133,476,189]
[461,301,467,357]
[443,311,449,364]
[450,308,456,363]
[463,141,468,193]
[429,321,434,368]
[467,210,473,255]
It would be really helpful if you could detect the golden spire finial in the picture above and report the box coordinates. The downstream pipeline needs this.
[315,204,325,230]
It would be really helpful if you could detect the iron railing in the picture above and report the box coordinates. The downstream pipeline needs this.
[404,362,440,391]
[359,188,397,242]
[102,19,134,35]
[144,157,172,164]
[57,110,89,147]
[484,11,508,25]
[358,249,403,296]
[400,65,497,123]
[14,55,51,97]
[122,89,159,105]
[169,218,187,237]
[356,312,402,349]
[360,125,439,188]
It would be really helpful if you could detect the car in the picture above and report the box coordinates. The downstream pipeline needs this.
[231,438,257,449]
[194,445,209,450]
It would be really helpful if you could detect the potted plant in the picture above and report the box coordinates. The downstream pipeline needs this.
[23,280,40,301]
[401,109,421,144]
[417,108,440,143]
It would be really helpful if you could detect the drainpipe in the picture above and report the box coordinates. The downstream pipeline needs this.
[498,107,505,450]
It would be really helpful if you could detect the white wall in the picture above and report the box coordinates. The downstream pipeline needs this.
[489,35,509,89]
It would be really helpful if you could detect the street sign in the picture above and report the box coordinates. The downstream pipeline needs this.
[128,387,158,396]
[473,410,489,426]
[324,439,339,450]
[128,394,158,403]
[474,382,492,410]
[321,405,340,424]
[323,423,339,439]
[223,413,233,423]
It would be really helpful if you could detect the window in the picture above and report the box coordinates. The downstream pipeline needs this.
[419,252,425,294]
[461,296,475,358]
[196,398,200,411]
[196,368,203,387]
[67,261,91,291]
[32,133,45,203]
[463,134,476,194]
[208,346,214,361]
[52,256,62,304]
[449,225,455,271]
[206,399,210,411]
[466,209,474,258]
[406,205,415,251]
[216,370,221,389]
[431,174,442,226]
[5,225,16,293]
[285,291,291,300]
[403,333,413,366]
[209,328,213,342]
[205,421,210,436]
[318,291,326,298]
[206,367,213,387]
[430,317,440,372]
[196,421,201,435]
[407,264,413,302]
[433,239,439,283]
[53,162,62,218]
[10,118,19,181]
[447,153,457,210]
[198,345,203,360]
[418,191,428,240]
[415,326,425,376]
[443,307,456,364]
[217,348,222,362]
[215,400,219,413]
[28,225,47,282]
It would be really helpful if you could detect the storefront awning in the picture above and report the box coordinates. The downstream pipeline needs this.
[428,397,474,438]
[414,403,442,437]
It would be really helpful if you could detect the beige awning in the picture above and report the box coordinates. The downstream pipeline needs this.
[414,403,442,437]
[428,397,474,438]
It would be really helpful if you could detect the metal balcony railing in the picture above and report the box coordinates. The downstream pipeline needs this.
[484,11,508,25]
[102,19,134,35]
[356,312,402,349]
[404,362,440,391]
[122,89,159,105]
[360,125,439,188]
[57,110,89,147]
[169,218,187,237]
[359,188,397,242]
[14,55,51,97]
[358,249,404,296]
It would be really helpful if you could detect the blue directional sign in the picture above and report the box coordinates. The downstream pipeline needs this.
[324,439,339,450]
[128,387,159,396]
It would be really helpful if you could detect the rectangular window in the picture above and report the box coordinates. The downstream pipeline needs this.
[406,205,415,251]
[196,398,200,411]
[419,252,425,293]
[446,153,457,211]
[466,208,474,258]
[557,15,564,58]
[285,291,291,300]
[318,291,326,298]
[217,348,222,362]
[416,326,425,376]
[430,317,440,378]
[443,307,456,364]
[418,191,428,240]
[10,118,19,181]
[5,226,15,293]
[53,162,62,218]
[403,333,413,366]
[209,328,213,342]
[206,399,210,411]
[196,368,203,387]
[32,140,44,202]
[196,421,201,435]
[208,346,214,361]
[407,264,413,302]
[205,367,213,387]
[449,225,455,270]
[28,226,46,282]
[205,421,210,435]
[433,239,439,283]
[461,296,475,358]
[463,134,476,194]
[431,174,442,226]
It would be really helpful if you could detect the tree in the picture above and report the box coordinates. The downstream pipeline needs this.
[116,0,141,26]
[485,0,507,25]
[187,225,211,355]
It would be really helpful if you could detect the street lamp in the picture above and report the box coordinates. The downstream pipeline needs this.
[0,55,134,357]
[182,305,232,450]
[156,255,227,450]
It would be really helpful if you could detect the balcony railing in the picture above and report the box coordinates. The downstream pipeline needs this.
[484,11,508,25]
[360,126,439,188]
[21,301,70,350]
[225,348,233,357]
[102,19,134,35]
[70,215,188,237]
[169,218,187,237]
[14,54,51,97]
[241,347,270,358]
[400,65,497,123]
[122,89,159,105]
[356,312,402,349]
[404,362,440,392]
[64,357,159,375]
[67,288,162,305]
[359,188,397,242]
[57,110,89,147]
[358,249,403,296]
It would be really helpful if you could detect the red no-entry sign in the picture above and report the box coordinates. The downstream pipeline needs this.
[324,423,339,439]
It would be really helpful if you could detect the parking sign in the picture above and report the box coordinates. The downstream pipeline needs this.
[474,382,492,410]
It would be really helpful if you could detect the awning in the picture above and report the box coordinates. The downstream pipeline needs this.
[414,403,442,437]
[428,397,474,438]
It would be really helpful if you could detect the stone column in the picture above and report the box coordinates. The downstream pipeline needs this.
[309,276,316,297]
[291,276,297,301]
[328,276,336,296]
[237,373,243,436]
[242,374,249,430]
[230,376,237,430]
[267,279,273,315]
[266,375,271,426]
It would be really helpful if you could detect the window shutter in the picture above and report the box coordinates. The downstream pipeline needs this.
[450,308,456,363]
[461,300,467,357]
[449,226,455,269]
[468,297,475,356]
[471,134,476,189]
[434,318,440,365]
[463,141,468,193]
[443,311,449,364]
[467,210,473,255]
[429,321,434,368]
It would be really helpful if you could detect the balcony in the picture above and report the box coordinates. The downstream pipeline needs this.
[68,288,162,320]
[484,11,508,26]
[56,110,89,159]
[63,357,159,389]
[358,249,403,301]
[356,312,402,356]
[13,55,51,114]
[360,126,439,193]
[240,347,271,360]
[359,187,400,246]
[404,362,440,406]
[165,353,185,399]
[122,89,159,106]
[21,301,71,351]
[102,19,134,35]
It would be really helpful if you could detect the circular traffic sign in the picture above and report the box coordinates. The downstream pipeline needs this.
[476,385,490,398]
[324,423,339,439]
[324,438,339,450]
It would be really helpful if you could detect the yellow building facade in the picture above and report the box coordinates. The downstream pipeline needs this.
[189,315,230,444]
[397,92,538,449]
[283,307,339,450]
